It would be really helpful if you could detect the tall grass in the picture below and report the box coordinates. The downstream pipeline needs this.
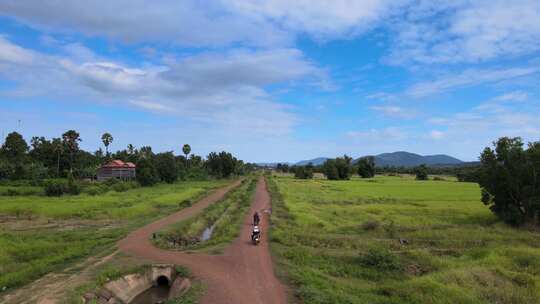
[268,175,540,304]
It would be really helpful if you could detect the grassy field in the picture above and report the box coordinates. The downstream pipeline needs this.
[0,180,229,291]
[154,176,257,253]
[268,175,540,304]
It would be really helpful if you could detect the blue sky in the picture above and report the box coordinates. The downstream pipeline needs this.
[1,1,539,163]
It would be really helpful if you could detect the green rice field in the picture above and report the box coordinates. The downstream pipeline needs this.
[268,175,540,304]
[0,180,229,290]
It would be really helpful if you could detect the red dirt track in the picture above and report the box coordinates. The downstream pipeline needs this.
[118,177,288,304]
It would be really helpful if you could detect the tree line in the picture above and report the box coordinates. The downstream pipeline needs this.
[0,131,255,186]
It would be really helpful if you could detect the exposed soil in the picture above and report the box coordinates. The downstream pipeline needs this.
[118,177,288,304]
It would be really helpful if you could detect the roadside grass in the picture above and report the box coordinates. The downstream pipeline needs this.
[154,176,258,253]
[0,185,43,196]
[0,180,229,291]
[268,175,540,304]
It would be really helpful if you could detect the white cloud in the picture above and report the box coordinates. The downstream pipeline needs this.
[0,37,321,138]
[429,130,445,139]
[0,36,36,64]
[369,105,416,119]
[347,127,408,141]
[228,0,408,39]
[386,0,540,65]
[0,0,410,47]
[493,91,529,102]
[406,67,538,97]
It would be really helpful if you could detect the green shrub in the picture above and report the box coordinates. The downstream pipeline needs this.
[85,186,102,196]
[44,180,66,196]
[6,188,20,196]
[66,182,81,195]
[361,220,380,231]
[102,178,119,186]
[359,247,401,271]
[112,182,130,192]
[174,265,192,277]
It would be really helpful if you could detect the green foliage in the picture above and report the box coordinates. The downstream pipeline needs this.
[206,151,241,178]
[357,156,375,178]
[1,132,28,163]
[323,155,353,180]
[155,152,178,183]
[101,132,113,155]
[294,163,314,179]
[44,179,67,196]
[479,137,540,225]
[415,164,429,180]
[174,265,192,277]
[182,144,191,158]
[359,247,402,271]
[111,181,137,192]
[136,157,159,186]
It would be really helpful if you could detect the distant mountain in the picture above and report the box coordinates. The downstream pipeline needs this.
[255,162,290,168]
[364,151,463,167]
[289,151,464,168]
[295,157,329,166]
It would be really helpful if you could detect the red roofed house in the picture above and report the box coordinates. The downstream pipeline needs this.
[97,160,136,181]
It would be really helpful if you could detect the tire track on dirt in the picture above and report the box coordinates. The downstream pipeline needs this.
[118,177,287,304]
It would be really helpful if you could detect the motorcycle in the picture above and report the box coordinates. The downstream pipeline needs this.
[251,225,261,245]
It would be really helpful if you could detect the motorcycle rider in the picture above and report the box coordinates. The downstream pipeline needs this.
[253,211,260,226]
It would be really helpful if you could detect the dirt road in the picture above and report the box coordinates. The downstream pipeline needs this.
[118,177,288,304]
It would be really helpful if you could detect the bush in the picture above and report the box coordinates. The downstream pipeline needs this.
[432,176,446,181]
[102,178,120,186]
[357,156,375,178]
[85,186,102,196]
[294,164,314,179]
[361,220,380,231]
[44,180,66,196]
[415,164,429,180]
[323,156,353,180]
[359,247,401,271]
[66,181,81,195]
[6,188,20,196]
[111,182,137,192]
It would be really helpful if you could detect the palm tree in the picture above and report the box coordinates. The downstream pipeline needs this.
[52,138,63,177]
[182,144,191,168]
[62,130,81,173]
[101,133,113,156]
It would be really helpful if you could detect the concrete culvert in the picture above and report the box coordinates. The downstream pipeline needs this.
[156,275,169,286]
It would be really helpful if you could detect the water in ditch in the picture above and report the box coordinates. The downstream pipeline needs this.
[200,223,215,241]
[130,285,170,303]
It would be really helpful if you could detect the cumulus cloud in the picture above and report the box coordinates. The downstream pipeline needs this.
[0,37,320,137]
[0,0,409,47]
